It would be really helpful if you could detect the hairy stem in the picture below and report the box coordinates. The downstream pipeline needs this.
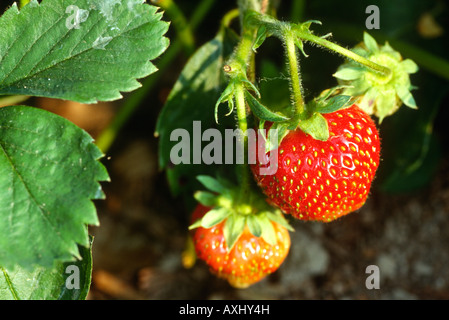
[329,23,449,82]
[234,83,251,198]
[249,12,392,78]
[284,30,305,116]
[226,2,264,199]
[226,32,255,197]
[298,31,392,78]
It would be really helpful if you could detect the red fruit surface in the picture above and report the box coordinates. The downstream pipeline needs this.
[191,204,291,288]
[251,104,380,222]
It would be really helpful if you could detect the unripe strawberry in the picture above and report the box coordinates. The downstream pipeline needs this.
[191,204,291,288]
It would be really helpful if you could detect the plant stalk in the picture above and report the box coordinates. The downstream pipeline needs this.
[298,31,392,78]
[249,12,392,79]
[226,3,264,200]
[284,30,305,116]
[234,83,250,194]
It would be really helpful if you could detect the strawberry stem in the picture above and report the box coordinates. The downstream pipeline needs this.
[225,6,259,202]
[235,82,250,195]
[284,29,306,116]
[298,31,392,79]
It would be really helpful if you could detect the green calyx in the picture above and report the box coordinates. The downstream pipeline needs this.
[259,86,354,154]
[334,32,418,122]
[189,175,293,250]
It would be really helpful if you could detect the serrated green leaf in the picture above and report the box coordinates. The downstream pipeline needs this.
[0,236,93,300]
[298,112,329,141]
[0,106,108,270]
[200,207,231,229]
[245,91,289,122]
[0,0,169,103]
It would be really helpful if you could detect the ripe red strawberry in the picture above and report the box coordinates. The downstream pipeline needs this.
[251,104,380,222]
[190,204,291,288]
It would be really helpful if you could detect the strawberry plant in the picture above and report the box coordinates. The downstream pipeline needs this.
[157,0,435,289]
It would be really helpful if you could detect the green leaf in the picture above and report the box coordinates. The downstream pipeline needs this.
[245,91,289,122]
[193,191,217,207]
[333,67,364,81]
[223,214,246,251]
[313,95,353,114]
[196,175,226,194]
[200,207,231,229]
[298,112,329,141]
[265,121,290,152]
[0,106,108,269]
[401,59,419,74]
[264,211,294,232]
[245,214,262,238]
[0,0,169,103]
[56,236,93,300]
[363,32,379,52]
[396,85,417,109]
[376,90,398,122]
[214,81,236,123]
[294,36,308,57]
[0,237,93,300]
[258,214,276,246]
[253,25,268,52]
